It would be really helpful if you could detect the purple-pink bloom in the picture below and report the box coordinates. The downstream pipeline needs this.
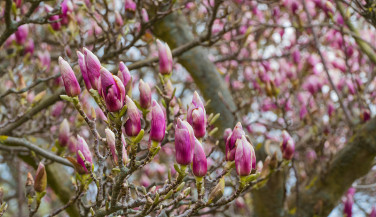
[15,25,28,44]
[343,194,353,217]
[124,96,141,137]
[141,8,149,22]
[24,39,34,55]
[225,122,245,161]
[124,0,136,19]
[84,48,101,90]
[139,79,151,109]
[76,135,93,173]
[118,61,132,92]
[77,51,92,90]
[100,67,125,112]
[174,118,195,165]
[59,56,81,97]
[45,5,61,30]
[235,135,255,176]
[156,40,173,75]
[105,129,128,165]
[59,119,70,147]
[192,139,207,177]
[187,91,206,138]
[281,130,295,160]
[150,100,166,142]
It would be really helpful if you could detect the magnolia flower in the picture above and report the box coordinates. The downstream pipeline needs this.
[225,122,245,161]
[100,67,125,112]
[118,62,132,93]
[281,131,295,160]
[156,40,173,75]
[59,119,70,147]
[76,135,93,173]
[150,100,166,142]
[124,96,141,137]
[84,48,101,90]
[235,136,255,176]
[187,92,206,138]
[77,51,91,90]
[139,79,151,109]
[192,139,207,177]
[59,57,81,97]
[175,118,195,165]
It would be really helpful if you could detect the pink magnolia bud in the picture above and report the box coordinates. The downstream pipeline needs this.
[235,135,255,176]
[192,139,207,177]
[156,40,173,75]
[141,8,149,22]
[14,0,22,8]
[76,135,93,173]
[225,122,245,161]
[175,118,195,165]
[328,103,335,117]
[118,62,132,92]
[139,79,151,109]
[84,48,101,90]
[105,129,128,165]
[45,5,61,30]
[187,92,206,138]
[150,100,166,142]
[77,51,92,90]
[59,57,81,97]
[100,67,125,112]
[68,136,77,153]
[59,119,70,147]
[281,130,295,160]
[24,39,34,55]
[223,128,232,141]
[369,206,376,217]
[362,109,371,122]
[34,163,47,193]
[343,194,353,217]
[115,11,124,26]
[51,101,64,117]
[124,0,136,19]
[15,25,28,44]
[60,0,73,25]
[124,96,141,136]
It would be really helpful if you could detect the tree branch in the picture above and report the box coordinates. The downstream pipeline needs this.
[0,136,73,167]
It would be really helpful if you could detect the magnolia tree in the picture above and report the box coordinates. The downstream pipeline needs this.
[0,0,376,216]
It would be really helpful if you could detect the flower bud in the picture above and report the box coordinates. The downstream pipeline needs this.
[150,100,166,142]
[105,129,128,165]
[235,135,255,176]
[225,122,245,161]
[59,57,81,97]
[174,118,195,165]
[59,119,70,147]
[15,25,28,44]
[343,194,353,217]
[84,48,101,90]
[139,79,151,109]
[141,8,149,22]
[24,39,34,55]
[45,5,61,30]
[76,135,93,173]
[77,51,92,90]
[100,67,126,112]
[115,11,124,26]
[124,0,136,19]
[118,62,132,93]
[25,172,35,198]
[156,40,173,75]
[34,163,47,193]
[124,96,141,136]
[68,136,77,153]
[187,92,206,138]
[192,139,207,177]
[281,130,295,160]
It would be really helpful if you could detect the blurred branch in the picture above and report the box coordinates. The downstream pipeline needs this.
[292,117,376,216]
[0,136,73,167]
[336,1,376,65]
